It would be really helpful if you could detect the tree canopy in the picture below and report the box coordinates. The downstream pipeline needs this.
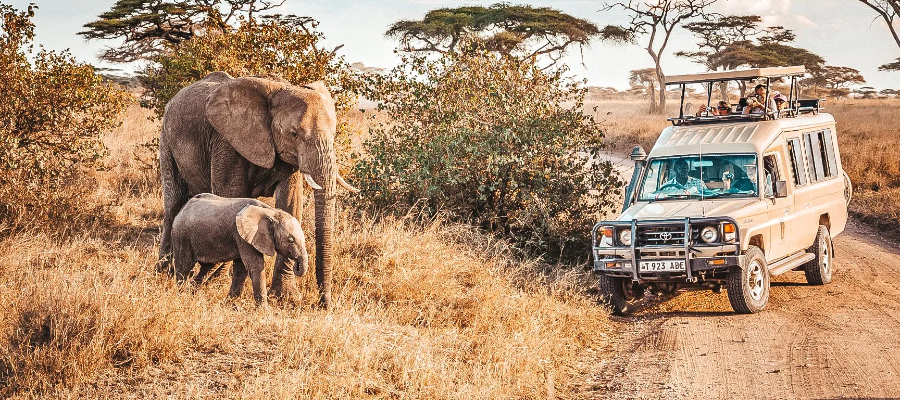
[385,4,600,64]
[79,0,287,62]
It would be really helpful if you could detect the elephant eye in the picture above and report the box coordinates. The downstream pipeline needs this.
[288,237,295,243]
[290,130,298,138]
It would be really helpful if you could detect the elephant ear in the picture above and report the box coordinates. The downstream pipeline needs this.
[236,205,276,256]
[206,77,280,169]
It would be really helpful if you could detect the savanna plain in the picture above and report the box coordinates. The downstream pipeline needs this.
[1,97,898,399]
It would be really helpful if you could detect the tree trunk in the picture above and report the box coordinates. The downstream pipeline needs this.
[655,65,666,115]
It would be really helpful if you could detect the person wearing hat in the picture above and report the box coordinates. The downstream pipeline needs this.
[773,92,788,115]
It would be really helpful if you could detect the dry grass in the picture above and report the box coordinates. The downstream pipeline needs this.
[0,104,614,398]
[594,98,900,241]
[829,99,900,239]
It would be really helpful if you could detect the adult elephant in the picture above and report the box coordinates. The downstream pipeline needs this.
[158,71,357,308]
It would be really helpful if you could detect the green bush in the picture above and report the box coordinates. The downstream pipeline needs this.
[140,16,358,118]
[353,50,622,260]
[0,4,132,231]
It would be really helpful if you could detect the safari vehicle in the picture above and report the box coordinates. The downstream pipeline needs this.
[593,66,852,314]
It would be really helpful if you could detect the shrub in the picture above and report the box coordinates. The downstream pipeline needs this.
[353,50,622,260]
[0,4,132,231]
[140,16,357,116]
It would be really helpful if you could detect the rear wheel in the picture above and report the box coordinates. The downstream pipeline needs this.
[727,246,770,314]
[598,275,643,316]
[804,225,833,285]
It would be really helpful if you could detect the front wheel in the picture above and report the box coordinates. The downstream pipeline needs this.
[598,275,643,316]
[804,225,833,285]
[727,246,770,314]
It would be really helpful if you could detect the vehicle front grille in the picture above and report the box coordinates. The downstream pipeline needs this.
[636,226,699,246]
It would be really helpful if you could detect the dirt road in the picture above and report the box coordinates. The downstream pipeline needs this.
[575,153,900,399]
[576,221,900,400]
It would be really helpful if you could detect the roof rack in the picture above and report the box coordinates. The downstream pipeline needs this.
[665,66,818,126]
[666,66,806,85]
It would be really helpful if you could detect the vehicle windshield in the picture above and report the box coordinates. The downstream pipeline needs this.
[637,154,759,201]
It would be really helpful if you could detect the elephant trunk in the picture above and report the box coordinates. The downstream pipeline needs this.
[313,147,336,309]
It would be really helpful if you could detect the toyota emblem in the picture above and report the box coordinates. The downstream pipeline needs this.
[659,232,672,240]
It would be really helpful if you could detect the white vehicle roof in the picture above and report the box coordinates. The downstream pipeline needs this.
[666,66,807,85]
[648,112,835,158]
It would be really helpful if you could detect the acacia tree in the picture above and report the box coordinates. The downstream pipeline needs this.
[856,0,900,70]
[629,68,658,102]
[386,4,600,65]
[601,0,718,114]
[677,15,825,96]
[79,0,286,62]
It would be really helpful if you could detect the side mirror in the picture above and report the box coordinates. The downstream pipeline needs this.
[630,146,647,162]
[775,180,788,198]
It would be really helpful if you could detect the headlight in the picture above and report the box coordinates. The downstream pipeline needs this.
[700,226,719,243]
[618,229,632,246]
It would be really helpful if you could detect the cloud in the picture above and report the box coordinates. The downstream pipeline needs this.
[712,0,791,16]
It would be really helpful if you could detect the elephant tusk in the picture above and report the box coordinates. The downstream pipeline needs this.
[336,173,360,193]
[304,173,323,190]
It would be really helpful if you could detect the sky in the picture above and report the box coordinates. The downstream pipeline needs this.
[8,0,900,90]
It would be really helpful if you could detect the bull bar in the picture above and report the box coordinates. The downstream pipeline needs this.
[592,217,744,283]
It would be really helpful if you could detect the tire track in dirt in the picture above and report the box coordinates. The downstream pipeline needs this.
[578,221,900,399]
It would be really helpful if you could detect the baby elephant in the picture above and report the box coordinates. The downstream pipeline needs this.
[172,193,309,306]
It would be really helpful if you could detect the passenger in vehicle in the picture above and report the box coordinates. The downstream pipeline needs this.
[743,84,777,115]
[736,97,749,113]
[774,93,788,115]
[665,159,708,193]
[696,101,732,116]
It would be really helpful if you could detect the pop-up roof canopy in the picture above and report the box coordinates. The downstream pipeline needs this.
[666,66,806,85]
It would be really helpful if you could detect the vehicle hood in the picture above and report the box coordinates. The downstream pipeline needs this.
[619,199,760,221]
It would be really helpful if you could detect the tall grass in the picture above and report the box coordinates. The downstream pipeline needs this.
[0,103,613,398]
[829,99,900,238]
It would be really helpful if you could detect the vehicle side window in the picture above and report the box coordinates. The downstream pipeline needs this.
[819,129,838,178]
[763,154,780,197]
[786,138,808,186]
[804,132,826,183]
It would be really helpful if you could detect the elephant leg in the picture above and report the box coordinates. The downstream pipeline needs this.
[172,237,195,284]
[228,259,249,298]
[159,149,190,275]
[271,173,304,299]
[246,256,268,307]
[192,262,221,286]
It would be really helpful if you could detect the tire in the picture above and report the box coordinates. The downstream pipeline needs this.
[598,275,643,316]
[804,225,833,285]
[843,172,853,205]
[727,246,770,314]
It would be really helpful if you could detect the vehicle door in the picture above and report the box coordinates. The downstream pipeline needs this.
[763,151,794,261]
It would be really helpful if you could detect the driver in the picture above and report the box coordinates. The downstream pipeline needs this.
[664,159,707,193]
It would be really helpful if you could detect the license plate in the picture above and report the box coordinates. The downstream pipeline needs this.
[639,260,686,272]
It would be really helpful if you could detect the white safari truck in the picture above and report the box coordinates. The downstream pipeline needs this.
[593,66,852,314]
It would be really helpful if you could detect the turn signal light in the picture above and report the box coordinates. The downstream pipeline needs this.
[723,223,736,233]
[708,259,726,265]
[600,226,614,238]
